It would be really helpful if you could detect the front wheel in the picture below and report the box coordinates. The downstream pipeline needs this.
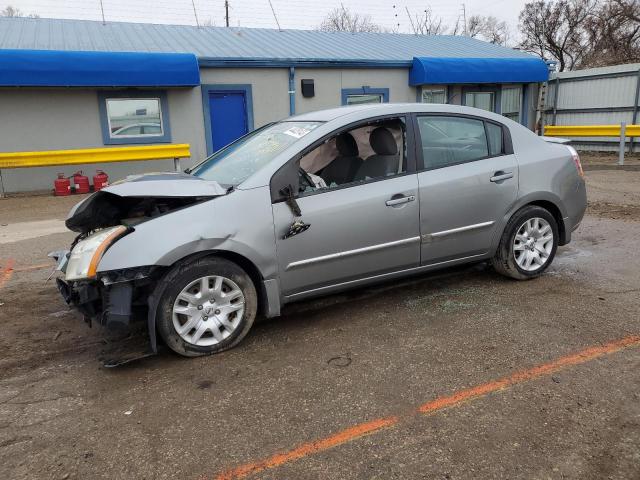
[492,205,558,280]
[156,257,258,357]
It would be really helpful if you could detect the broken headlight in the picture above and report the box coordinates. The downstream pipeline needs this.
[66,226,127,281]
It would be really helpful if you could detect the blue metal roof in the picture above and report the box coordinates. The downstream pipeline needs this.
[0,49,200,87]
[409,57,549,85]
[0,17,538,67]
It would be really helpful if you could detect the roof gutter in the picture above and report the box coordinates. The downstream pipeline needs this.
[198,58,412,69]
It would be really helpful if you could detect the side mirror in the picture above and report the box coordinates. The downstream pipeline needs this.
[270,161,300,203]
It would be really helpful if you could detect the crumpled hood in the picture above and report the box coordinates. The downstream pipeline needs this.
[66,172,227,233]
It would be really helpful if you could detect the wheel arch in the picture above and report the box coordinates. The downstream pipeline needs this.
[493,193,568,253]
[526,200,567,245]
[167,249,272,316]
[147,249,279,353]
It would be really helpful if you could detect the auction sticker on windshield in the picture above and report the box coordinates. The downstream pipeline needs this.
[283,125,316,139]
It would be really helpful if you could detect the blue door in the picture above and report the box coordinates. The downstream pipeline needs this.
[209,91,248,152]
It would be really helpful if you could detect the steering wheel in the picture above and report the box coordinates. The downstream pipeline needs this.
[298,167,315,191]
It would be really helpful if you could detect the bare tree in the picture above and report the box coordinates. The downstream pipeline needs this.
[451,14,509,45]
[583,0,640,66]
[319,6,382,33]
[1,5,39,18]
[518,0,598,71]
[479,16,510,45]
[407,7,447,35]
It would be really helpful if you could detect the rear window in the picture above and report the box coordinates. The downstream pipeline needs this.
[417,116,489,169]
[486,122,504,156]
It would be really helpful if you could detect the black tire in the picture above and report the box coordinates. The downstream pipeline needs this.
[492,205,559,280]
[156,256,258,357]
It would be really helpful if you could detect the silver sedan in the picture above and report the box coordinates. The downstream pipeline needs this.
[54,104,587,358]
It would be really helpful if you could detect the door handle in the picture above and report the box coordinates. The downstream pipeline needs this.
[490,171,514,183]
[385,195,415,206]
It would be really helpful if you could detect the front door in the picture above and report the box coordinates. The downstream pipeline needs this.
[272,116,421,297]
[415,114,519,265]
[273,175,421,297]
[208,91,248,152]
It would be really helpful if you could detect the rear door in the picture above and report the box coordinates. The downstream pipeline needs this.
[415,114,519,265]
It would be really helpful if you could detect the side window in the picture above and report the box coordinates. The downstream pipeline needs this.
[297,118,407,195]
[486,122,504,156]
[416,116,488,169]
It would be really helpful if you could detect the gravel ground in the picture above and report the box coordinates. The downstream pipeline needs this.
[0,165,639,480]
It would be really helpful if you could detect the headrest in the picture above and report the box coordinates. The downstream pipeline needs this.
[370,127,398,155]
[336,132,359,157]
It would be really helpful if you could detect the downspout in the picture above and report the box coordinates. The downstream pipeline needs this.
[288,66,295,116]
[552,75,560,126]
[629,68,640,153]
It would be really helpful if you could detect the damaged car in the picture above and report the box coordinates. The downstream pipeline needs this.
[52,104,587,358]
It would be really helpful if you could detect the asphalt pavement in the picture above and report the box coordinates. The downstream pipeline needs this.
[1,168,639,480]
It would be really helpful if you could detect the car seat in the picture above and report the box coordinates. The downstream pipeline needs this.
[321,133,363,185]
[354,127,399,180]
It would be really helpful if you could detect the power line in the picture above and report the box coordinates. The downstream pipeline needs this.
[267,0,281,31]
[99,0,105,25]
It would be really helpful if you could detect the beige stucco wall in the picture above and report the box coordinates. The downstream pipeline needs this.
[0,65,538,193]
[294,68,416,114]
[0,87,206,193]
[199,68,290,127]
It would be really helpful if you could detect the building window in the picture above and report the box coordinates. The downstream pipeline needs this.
[422,88,447,104]
[346,94,383,105]
[464,92,495,112]
[341,87,389,106]
[98,91,171,145]
[501,86,522,122]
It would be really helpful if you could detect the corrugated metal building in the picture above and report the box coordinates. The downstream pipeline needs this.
[544,63,640,151]
[0,17,549,192]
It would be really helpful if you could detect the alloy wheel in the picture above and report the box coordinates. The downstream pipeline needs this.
[513,217,554,272]
[172,275,245,347]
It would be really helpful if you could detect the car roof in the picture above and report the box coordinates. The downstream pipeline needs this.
[288,103,510,124]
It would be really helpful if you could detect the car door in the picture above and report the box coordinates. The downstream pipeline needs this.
[272,117,421,298]
[414,114,519,265]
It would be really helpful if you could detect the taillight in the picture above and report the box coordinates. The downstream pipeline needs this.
[566,145,584,177]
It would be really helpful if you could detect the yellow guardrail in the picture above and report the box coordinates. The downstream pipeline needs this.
[544,125,640,137]
[0,144,190,169]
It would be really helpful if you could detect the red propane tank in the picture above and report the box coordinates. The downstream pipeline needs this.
[54,173,71,196]
[93,170,109,191]
[73,171,90,194]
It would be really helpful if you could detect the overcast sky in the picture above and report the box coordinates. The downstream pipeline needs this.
[5,0,528,36]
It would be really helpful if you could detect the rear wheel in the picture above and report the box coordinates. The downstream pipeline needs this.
[492,205,558,280]
[156,257,257,357]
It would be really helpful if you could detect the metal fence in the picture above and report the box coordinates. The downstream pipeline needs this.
[543,63,640,152]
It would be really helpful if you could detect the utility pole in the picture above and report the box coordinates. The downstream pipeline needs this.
[191,0,200,28]
[225,0,230,27]
[99,0,106,25]
[462,3,467,36]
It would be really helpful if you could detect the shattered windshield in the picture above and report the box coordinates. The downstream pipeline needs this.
[190,121,322,186]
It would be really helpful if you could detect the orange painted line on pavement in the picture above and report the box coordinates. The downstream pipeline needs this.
[12,263,51,273]
[210,335,640,480]
[213,417,399,480]
[418,335,640,414]
[0,258,15,290]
